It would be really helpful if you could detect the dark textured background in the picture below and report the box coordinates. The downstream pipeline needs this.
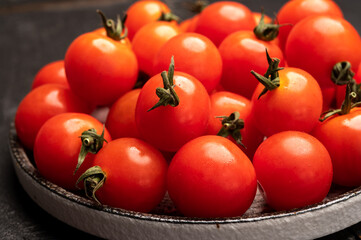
[1,0,361,239]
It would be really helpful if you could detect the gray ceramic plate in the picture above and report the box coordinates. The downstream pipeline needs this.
[8,124,361,240]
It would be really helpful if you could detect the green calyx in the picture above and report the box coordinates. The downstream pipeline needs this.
[76,166,106,204]
[253,11,281,41]
[97,9,128,41]
[250,49,283,99]
[216,111,246,148]
[158,11,180,23]
[148,56,180,111]
[331,61,355,85]
[74,126,107,175]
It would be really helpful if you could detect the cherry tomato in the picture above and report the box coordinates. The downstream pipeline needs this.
[179,15,199,33]
[312,108,361,187]
[125,0,174,40]
[15,84,93,149]
[78,138,168,212]
[34,113,112,190]
[207,91,264,159]
[194,1,255,46]
[219,30,284,99]
[253,131,333,211]
[277,0,343,51]
[285,15,361,89]
[64,31,138,106]
[135,70,210,152]
[153,32,222,93]
[167,135,257,218]
[32,60,69,89]
[105,88,141,139]
[251,67,323,137]
[132,21,181,76]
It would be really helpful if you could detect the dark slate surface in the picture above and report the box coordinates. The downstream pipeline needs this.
[1,0,361,239]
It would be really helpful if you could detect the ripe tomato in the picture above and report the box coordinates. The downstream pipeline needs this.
[253,131,333,211]
[194,1,255,46]
[65,30,138,106]
[15,84,93,149]
[277,0,343,51]
[312,108,361,187]
[218,30,284,99]
[179,15,199,33]
[105,88,141,139]
[251,65,323,137]
[135,67,210,152]
[285,15,361,89]
[153,32,222,93]
[125,0,175,40]
[167,135,257,218]
[34,113,111,190]
[32,60,69,89]
[78,138,168,212]
[132,21,181,76]
[207,91,264,159]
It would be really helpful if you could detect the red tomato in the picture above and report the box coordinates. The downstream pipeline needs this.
[251,67,323,137]
[64,31,138,106]
[322,86,336,111]
[92,27,132,48]
[179,15,199,33]
[167,135,257,218]
[135,70,210,152]
[132,21,181,76]
[79,138,168,212]
[253,131,333,211]
[34,113,112,190]
[219,30,284,99]
[125,0,174,40]
[153,32,222,93]
[207,91,264,159]
[285,15,361,89]
[32,60,69,89]
[15,84,93,149]
[312,108,361,187]
[277,0,343,51]
[194,1,255,46]
[105,88,141,139]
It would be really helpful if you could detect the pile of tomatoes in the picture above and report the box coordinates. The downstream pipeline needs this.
[14,0,361,218]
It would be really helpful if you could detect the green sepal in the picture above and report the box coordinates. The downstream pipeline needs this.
[74,126,107,175]
[97,9,128,41]
[331,61,355,86]
[216,111,246,148]
[158,11,180,23]
[253,11,281,41]
[148,56,180,111]
[76,166,106,204]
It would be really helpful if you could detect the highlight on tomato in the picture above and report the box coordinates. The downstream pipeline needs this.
[135,57,211,152]
[33,113,111,191]
[250,50,323,137]
[14,84,93,150]
[64,10,138,106]
[253,131,333,211]
[167,135,257,218]
[77,137,168,213]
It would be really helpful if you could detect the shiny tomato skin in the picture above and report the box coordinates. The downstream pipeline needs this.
[132,21,181,76]
[64,32,138,106]
[194,1,255,46]
[277,0,343,51]
[91,138,168,212]
[253,131,333,211]
[32,60,69,89]
[219,31,284,99]
[207,91,264,159]
[34,113,112,190]
[105,88,141,139]
[312,108,361,187]
[153,32,222,93]
[285,15,361,89]
[135,71,210,152]
[125,0,172,40]
[251,67,323,137]
[167,135,257,218]
[15,84,93,149]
